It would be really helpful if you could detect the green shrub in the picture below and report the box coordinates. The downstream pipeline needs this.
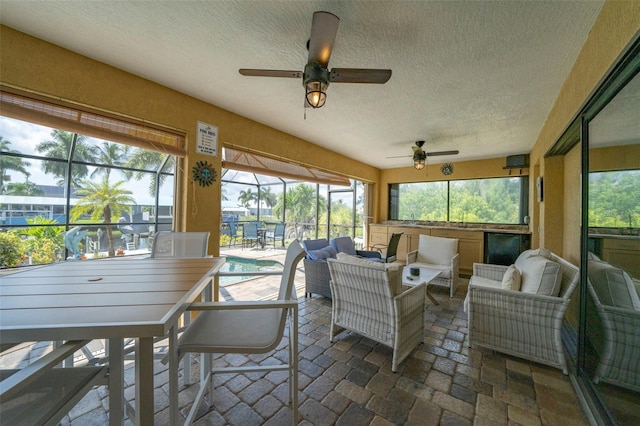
[0,232,24,268]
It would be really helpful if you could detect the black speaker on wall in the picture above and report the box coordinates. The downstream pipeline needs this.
[506,154,529,168]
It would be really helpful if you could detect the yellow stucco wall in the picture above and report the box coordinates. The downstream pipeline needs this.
[529,1,640,258]
[590,144,640,171]
[533,2,638,331]
[0,25,379,254]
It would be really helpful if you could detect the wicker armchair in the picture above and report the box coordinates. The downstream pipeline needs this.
[467,250,579,374]
[586,259,640,392]
[327,257,426,372]
[302,237,383,299]
[302,238,333,299]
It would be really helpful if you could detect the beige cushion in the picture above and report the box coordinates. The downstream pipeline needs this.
[465,275,503,312]
[588,260,640,311]
[519,255,562,296]
[514,248,552,271]
[335,252,403,295]
[501,264,522,291]
[416,235,458,266]
[407,262,451,279]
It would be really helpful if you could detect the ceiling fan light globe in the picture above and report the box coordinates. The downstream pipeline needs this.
[305,80,327,108]
[414,159,426,170]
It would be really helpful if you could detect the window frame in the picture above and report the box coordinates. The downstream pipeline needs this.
[388,175,529,225]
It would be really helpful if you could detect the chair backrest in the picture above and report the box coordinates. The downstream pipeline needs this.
[243,222,259,238]
[302,238,330,254]
[277,240,306,301]
[228,219,237,236]
[151,231,209,258]
[417,234,458,265]
[385,232,403,261]
[274,222,285,237]
[327,258,396,333]
[330,236,357,256]
[264,240,305,347]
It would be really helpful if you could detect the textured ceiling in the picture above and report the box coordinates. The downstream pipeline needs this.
[0,1,604,169]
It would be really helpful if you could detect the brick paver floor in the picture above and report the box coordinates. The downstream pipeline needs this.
[2,246,591,425]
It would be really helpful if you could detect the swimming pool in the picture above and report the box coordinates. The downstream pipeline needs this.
[219,256,283,285]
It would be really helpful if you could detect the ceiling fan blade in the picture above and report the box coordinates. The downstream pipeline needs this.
[307,11,340,67]
[426,150,459,157]
[385,155,412,159]
[330,68,392,84]
[239,69,302,78]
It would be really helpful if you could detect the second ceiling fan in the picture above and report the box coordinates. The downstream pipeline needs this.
[387,141,459,170]
[239,11,392,108]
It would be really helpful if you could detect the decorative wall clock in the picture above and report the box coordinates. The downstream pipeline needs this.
[441,163,454,176]
[192,160,216,186]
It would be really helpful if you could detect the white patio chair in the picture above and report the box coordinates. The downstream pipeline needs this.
[167,240,305,425]
[123,232,210,381]
[150,231,210,258]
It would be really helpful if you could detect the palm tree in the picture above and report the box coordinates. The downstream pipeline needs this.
[0,137,31,193]
[70,177,136,257]
[238,188,257,209]
[259,186,278,209]
[126,149,174,197]
[90,141,130,180]
[36,130,96,187]
[274,184,326,238]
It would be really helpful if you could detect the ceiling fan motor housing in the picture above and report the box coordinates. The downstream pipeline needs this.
[303,63,330,87]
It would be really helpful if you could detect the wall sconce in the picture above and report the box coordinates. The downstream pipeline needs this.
[304,63,329,108]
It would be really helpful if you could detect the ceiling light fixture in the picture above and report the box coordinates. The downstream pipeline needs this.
[413,150,426,170]
[304,63,329,108]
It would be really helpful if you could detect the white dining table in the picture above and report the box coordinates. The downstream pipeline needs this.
[0,256,224,425]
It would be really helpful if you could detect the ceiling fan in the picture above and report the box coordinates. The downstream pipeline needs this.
[239,11,392,108]
[387,141,459,170]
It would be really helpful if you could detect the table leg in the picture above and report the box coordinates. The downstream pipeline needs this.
[426,284,439,305]
[168,326,179,425]
[134,337,154,425]
[108,338,124,425]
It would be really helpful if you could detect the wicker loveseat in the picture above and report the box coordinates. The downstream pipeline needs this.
[301,238,382,299]
[587,257,640,392]
[327,254,426,372]
[466,248,579,374]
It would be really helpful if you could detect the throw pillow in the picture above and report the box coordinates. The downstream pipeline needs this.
[514,248,552,271]
[519,255,562,296]
[501,264,522,291]
[331,237,357,256]
[586,251,601,261]
[588,259,640,311]
[308,245,337,261]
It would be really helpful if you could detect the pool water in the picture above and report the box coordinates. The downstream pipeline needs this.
[219,256,283,285]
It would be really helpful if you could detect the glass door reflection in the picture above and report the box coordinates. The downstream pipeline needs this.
[586,70,640,424]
